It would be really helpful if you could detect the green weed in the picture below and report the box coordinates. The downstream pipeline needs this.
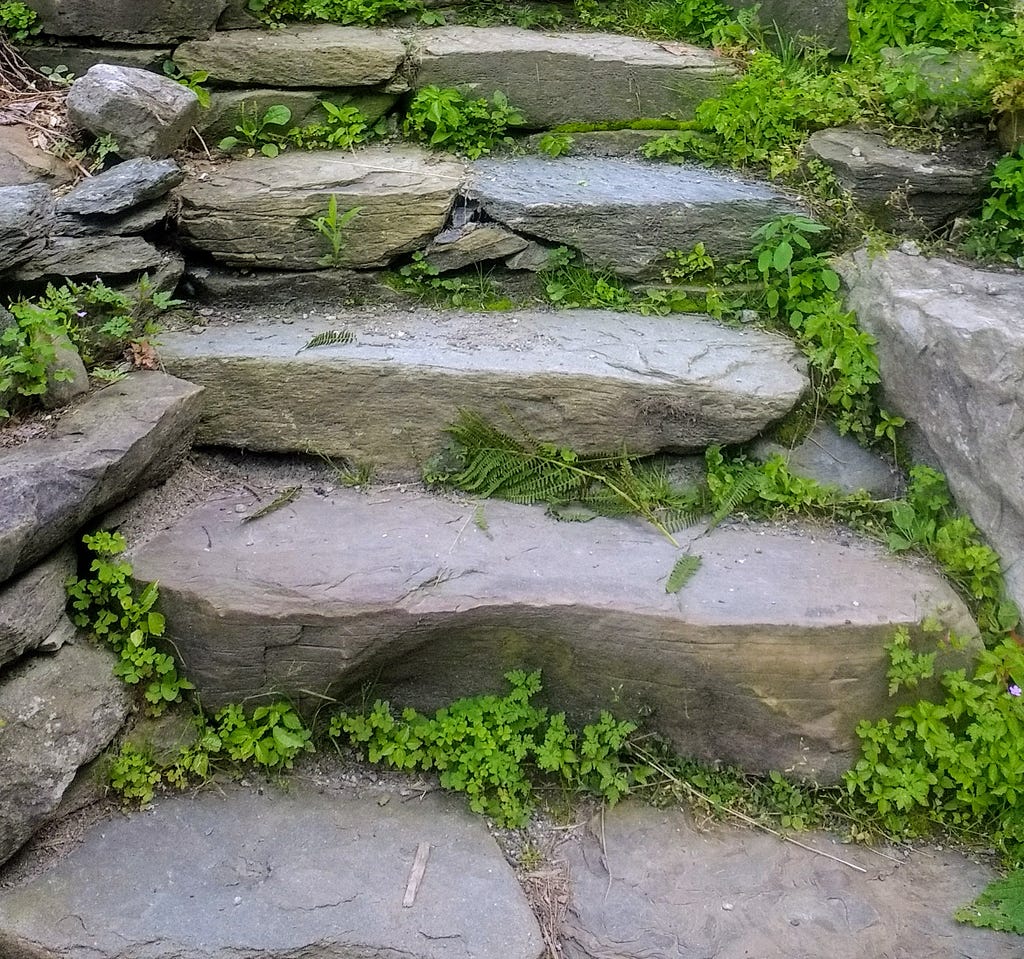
[403,86,524,159]
[307,195,363,267]
[0,0,40,40]
[387,250,515,310]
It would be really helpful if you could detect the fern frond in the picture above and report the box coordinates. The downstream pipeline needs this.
[547,503,599,523]
[665,553,702,594]
[242,486,302,523]
[656,506,705,533]
[296,329,355,353]
[711,470,761,526]
[473,504,489,531]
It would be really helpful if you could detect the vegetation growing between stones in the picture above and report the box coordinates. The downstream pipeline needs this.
[386,251,516,309]
[957,867,1024,933]
[0,0,38,41]
[218,102,384,157]
[963,145,1024,264]
[403,86,524,158]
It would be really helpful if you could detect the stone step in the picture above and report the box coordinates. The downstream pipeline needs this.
[0,781,543,959]
[130,486,975,782]
[155,309,809,469]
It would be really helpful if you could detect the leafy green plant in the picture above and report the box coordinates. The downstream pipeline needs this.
[330,670,642,825]
[0,302,73,419]
[403,86,524,159]
[540,247,635,309]
[66,532,194,715]
[0,0,40,40]
[219,103,293,157]
[964,146,1024,265]
[957,868,1024,933]
[848,0,1008,55]
[247,0,422,25]
[162,60,211,109]
[388,250,514,310]
[287,101,385,150]
[307,195,363,267]
[537,132,574,157]
[571,0,739,45]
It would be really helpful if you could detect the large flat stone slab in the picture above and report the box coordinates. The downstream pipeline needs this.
[24,0,226,42]
[0,641,131,867]
[175,147,466,269]
[841,250,1024,611]
[156,310,808,468]
[0,546,76,670]
[411,26,737,127]
[131,488,975,781]
[560,803,1011,958]
[0,373,203,585]
[173,25,406,87]
[0,782,543,959]
[468,157,809,279]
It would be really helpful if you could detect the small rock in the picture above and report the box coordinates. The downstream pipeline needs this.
[58,158,184,216]
[899,240,921,256]
[41,333,91,410]
[0,183,55,272]
[426,222,529,273]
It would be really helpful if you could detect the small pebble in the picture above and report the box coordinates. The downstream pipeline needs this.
[899,240,921,256]
[722,902,734,911]
[234,504,247,513]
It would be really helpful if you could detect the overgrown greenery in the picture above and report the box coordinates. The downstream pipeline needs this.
[308,194,363,267]
[0,0,39,40]
[246,0,422,25]
[964,145,1024,265]
[957,867,1024,934]
[387,250,515,309]
[403,86,523,158]
[217,101,385,157]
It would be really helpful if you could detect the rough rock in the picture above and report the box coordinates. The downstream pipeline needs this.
[10,235,165,282]
[0,183,54,272]
[0,782,543,959]
[841,249,1024,609]
[23,0,226,42]
[197,88,397,141]
[505,240,555,271]
[523,129,667,158]
[0,546,76,669]
[175,147,466,270]
[560,804,1012,958]
[56,200,169,238]
[41,333,90,409]
[0,125,73,187]
[20,44,172,77]
[217,0,260,29]
[131,488,975,781]
[181,263,399,306]
[727,0,850,54]
[173,26,406,87]
[0,372,203,585]
[67,64,199,160]
[752,422,899,498]
[156,310,808,469]
[0,641,131,867]
[411,27,737,127]
[57,158,183,216]
[469,156,809,278]
[426,222,529,271]
[805,128,995,232]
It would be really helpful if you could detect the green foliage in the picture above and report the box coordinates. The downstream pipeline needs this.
[957,868,1024,933]
[307,195,363,267]
[571,0,740,45]
[213,701,314,769]
[403,86,524,158]
[388,250,514,310]
[537,132,574,157]
[330,670,642,825]
[541,247,635,309]
[108,745,163,805]
[287,101,386,150]
[964,146,1024,266]
[162,60,210,108]
[0,0,40,40]
[665,554,702,594]
[248,0,422,25]
[298,329,356,351]
[219,103,293,157]
[0,302,70,419]
[66,532,194,715]
[848,0,1008,55]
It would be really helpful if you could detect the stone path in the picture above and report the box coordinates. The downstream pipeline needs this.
[0,778,1015,959]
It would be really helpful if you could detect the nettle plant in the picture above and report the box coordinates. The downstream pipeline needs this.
[403,86,524,158]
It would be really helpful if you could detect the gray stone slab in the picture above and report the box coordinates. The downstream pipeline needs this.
[0,782,544,959]
[20,44,173,77]
[55,200,169,238]
[841,249,1024,612]
[560,804,1012,958]
[469,156,809,278]
[0,641,131,867]
[727,0,850,54]
[173,25,406,87]
[57,158,183,216]
[0,183,54,273]
[411,26,737,127]
[175,147,466,270]
[0,545,75,669]
[9,235,165,282]
[131,488,975,781]
[155,310,808,468]
[426,221,529,271]
[0,372,203,585]
[23,0,225,42]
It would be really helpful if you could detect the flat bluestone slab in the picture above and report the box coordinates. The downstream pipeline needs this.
[560,804,1011,958]
[131,488,975,780]
[0,782,544,959]
[175,147,466,269]
[156,310,808,468]
[411,26,737,126]
[0,373,202,585]
[841,250,1024,611]
[173,25,406,87]
[469,157,809,278]
[10,235,165,282]
[0,641,131,867]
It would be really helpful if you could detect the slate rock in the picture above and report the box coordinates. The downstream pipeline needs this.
[23,0,226,42]
[41,332,90,409]
[426,221,529,272]
[505,240,555,272]
[155,310,808,469]
[752,422,899,498]
[20,43,172,77]
[0,183,55,272]
[10,235,165,282]
[56,200,169,238]
[560,804,1012,959]
[0,782,543,959]
[0,125,73,187]
[175,147,467,270]
[173,25,406,87]
[180,264,402,306]
[0,372,203,585]
[841,249,1024,610]
[67,64,199,160]
[0,545,76,669]
[469,156,809,279]
[131,488,975,781]
[411,26,737,127]
[58,158,183,216]
[727,0,851,54]
[805,128,995,233]
[0,641,131,867]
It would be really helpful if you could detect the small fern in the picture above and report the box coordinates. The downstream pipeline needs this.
[297,329,355,353]
[242,486,302,523]
[710,470,761,527]
[665,554,702,594]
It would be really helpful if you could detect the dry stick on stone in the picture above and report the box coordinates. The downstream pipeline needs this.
[632,746,868,874]
[241,486,301,523]
[403,842,431,907]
